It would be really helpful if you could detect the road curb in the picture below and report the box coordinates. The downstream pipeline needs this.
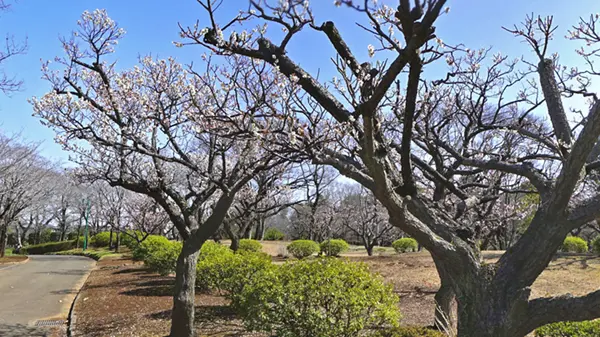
[67,260,96,337]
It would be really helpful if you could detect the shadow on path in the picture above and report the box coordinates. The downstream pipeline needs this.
[0,323,51,337]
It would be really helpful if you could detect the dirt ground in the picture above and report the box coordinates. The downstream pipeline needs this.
[0,255,27,264]
[72,248,600,336]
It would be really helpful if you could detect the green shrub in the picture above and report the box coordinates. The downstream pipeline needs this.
[320,239,349,257]
[195,242,274,298]
[144,240,182,276]
[239,257,401,337]
[392,238,418,253]
[286,240,319,259]
[591,237,600,255]
[90,231,111,247]
[369,326,445,337]
[120,230,147,249]
[264,227,285,241]
[562,236,588,253]
[535,320,600,337]
[131,235,169,261]
[21,240,76,255]
[239,239,262,253]
[196,242,235,291]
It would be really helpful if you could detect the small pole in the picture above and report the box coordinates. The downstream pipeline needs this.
[83,198,90,251]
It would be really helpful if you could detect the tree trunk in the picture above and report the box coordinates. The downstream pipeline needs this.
[242,224,252,239]
[366,243,374,256]
[75,219,82,249]
[115,231,120,253]
[170,239,201,337]
[229,236,240,251]
[434,282,454,332]
[223,222,240,251]
[0,224,7,258]
[253,218,265,240]
[109,228,114,248]
[447,271,532,337]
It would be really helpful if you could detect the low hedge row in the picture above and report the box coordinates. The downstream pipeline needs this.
[20,239,81,255]
[50,248,116,261]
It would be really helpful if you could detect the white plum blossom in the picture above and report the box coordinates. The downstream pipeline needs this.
[368,44,375,58]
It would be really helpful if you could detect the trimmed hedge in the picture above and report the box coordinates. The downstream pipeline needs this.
[196,247,274,305]
[287,240,319,259]
[392,238,418,253]
[535,320,600,337]
[121,230,148,249]
[144,240,182,276]
[90,231,111,247]
[133,235,181,275]
[320,239,349,257]
[20,240,76,255]
[239,257,401,337]
[131,235,170,261]
[592,236,600,255]
[263,227,285,241]
[50,248,116,261]
[370,326,445,337]
[239,239,262,253]
[562,236,588,253]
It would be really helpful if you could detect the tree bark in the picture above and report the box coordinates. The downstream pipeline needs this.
[115,231,120,253]
[434,282,454,332]
[253,218,265,240]
[366,243,374,256]
[170,239,201,337]
[75,218,82,249]
[109,228,114,248]
[0,224,7,257]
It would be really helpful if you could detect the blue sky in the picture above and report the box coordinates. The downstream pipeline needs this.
[0,0,597,164]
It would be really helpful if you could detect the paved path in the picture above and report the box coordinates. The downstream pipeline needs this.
[0,255,95,336]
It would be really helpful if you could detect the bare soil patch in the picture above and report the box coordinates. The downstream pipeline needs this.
[72,250,600,336]
[0,255,27,264]
[72,257,262,337]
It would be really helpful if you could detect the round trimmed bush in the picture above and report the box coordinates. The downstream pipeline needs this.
[239,257,401,337]
[392,238,418,253]
[591,236,600,255]
[120,230,147,249]
[320,239,349,257]
[132,235,170,261]
[136,236,182,275]
[144,240,182,276]
[239,239,262,253]
[286,240,319,259]
[264,227,285,241]
[562,236,588,253]
[195,241,274,299]
[90,231,111,247]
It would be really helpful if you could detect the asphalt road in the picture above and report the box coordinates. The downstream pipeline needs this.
[0,255,95,336]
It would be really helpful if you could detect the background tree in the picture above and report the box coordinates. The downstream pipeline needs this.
[338,184,397,255]
[0,135,55,256]
[289,164,339,241]
[32,10,296,337]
